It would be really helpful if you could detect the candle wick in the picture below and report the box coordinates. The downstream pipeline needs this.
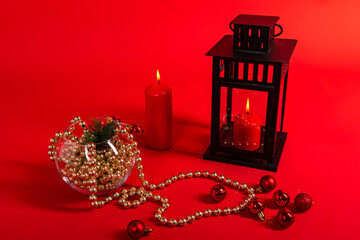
[157,80,160,85]
[246,112,249,115]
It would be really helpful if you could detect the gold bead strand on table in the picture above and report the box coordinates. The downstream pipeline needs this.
[128,149,264,227]
[147,172,258,227]
[92,178,259,228]
[98,171,261,227]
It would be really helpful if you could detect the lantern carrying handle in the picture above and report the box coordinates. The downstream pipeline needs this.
[230,23,234,32]
[274,24,283,37]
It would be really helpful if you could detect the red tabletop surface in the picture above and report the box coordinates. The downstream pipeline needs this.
[1,1,359,239]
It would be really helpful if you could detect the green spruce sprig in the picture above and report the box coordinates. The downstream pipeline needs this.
[84,119,117,150]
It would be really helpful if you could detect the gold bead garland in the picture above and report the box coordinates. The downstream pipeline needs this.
[95,171,262,227]
[49,116,264,228]
[49,116,136,193]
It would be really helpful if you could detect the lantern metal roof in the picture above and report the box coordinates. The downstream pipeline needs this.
[206,35,297,63]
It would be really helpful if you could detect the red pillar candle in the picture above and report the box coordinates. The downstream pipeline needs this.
[233,98,261,151]
[145,70,173,150]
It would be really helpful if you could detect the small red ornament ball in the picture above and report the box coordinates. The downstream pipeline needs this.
[127,220,146,239]
[260,175,277,192]
[130,123,144,135]
[247,197,265,214]
[276,209,295,228]
[294,193,313,212]
[273,190,290,207]
[210,184,227,202]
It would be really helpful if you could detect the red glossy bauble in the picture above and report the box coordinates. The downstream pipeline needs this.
[110,116,122,122]
[247,197,265,214]
[294,193,313,212]
[130,123,144,135]
[127,220,146,239]
[210,184,227,202]
[273,190,290,207]
[259,175,277,192]
[276,209,295,228]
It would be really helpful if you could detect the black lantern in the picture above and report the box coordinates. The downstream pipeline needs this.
[203,14,297,171]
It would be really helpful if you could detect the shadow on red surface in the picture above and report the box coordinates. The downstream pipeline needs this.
[0,158,90,212]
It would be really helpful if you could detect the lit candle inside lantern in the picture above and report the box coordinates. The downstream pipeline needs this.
[233,98,261,151]
[145,70,173,150]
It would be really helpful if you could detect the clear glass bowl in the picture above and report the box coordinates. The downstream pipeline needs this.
[53,117,135,195]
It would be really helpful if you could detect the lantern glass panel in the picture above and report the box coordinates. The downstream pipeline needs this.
[219,87,268,153]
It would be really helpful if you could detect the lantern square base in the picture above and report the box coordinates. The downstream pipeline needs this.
[203,132,287,172]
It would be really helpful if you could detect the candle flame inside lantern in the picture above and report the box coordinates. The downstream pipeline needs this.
[157,69,160,84]
[246,98,250,113]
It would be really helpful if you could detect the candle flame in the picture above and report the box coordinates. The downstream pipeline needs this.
[246,98,250,113]
[156,69,160,84]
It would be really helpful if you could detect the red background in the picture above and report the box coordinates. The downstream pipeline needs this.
[1,0,359,239]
